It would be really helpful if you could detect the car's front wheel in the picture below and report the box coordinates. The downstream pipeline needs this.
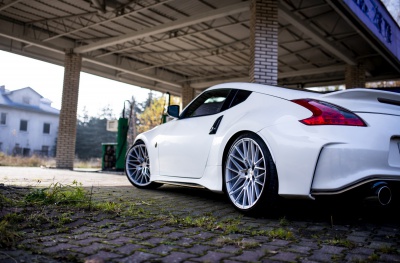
[125,141,162,189]
[224,133,278,215]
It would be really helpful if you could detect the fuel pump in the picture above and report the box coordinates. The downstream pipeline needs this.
[115,101,130,171]
[103,101,129,171]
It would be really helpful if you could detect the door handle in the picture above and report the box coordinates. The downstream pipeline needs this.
[209,115,223,135]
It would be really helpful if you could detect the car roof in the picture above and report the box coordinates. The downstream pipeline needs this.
[207,82,322,100]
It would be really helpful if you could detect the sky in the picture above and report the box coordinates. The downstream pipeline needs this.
[0,50,159,118]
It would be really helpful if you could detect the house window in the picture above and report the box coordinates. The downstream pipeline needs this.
[13,143,22,156]
[23,96,30,104]
[42,145,49,156]
[20,120,28,132]
[43,123,50,134]
[0,112,6,125]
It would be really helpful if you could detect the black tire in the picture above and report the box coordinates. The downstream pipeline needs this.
[223,132,278,215]
[125,141,162,189]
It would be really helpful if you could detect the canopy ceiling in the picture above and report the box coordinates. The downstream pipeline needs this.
[0,0,399,96]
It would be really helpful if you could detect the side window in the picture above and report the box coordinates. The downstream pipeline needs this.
[0,112,6,125]
[43,123,50,134]
[229,90,252,108]
[181,89,232,118]
[20,120,28,132]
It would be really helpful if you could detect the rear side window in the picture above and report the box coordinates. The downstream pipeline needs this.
[229,90,252,108]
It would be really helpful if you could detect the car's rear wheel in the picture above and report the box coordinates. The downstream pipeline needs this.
[224,133,278,215]
[125,141,162,189]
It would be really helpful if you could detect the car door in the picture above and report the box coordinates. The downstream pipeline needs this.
[157,89,233,179]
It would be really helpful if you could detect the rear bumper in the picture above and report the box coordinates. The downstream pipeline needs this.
[311,113,400,195]
[259,112,400,199]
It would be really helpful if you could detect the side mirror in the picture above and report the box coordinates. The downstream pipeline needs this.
[167,105,180,118]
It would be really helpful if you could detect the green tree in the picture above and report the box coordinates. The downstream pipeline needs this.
[75,106,117,160]
[97,104,116,120]
[137,96,166,134]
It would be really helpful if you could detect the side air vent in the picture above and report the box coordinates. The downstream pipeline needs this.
[378,97,400,106]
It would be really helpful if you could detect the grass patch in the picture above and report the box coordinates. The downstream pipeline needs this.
[0,213,24,248]
[252,228,295,240]
[0,181,125,247]
[217,236,260,249]
[58,212,73,225]
[215,217,242,233]
[376,246,397,254]
[368,253,380,261]
[1,180,298,251]
[166,214,218,229]
[123,204,151,217]
[0,219,20,248]
[279,217,290,226]
[93,201,123,214]
[325,238,356,248]
[0,192,13,209]
[25,181,88,206]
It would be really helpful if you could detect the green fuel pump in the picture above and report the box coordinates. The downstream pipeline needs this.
[102,101,129,171]
[114,100,133,171]
[115,117,128,171]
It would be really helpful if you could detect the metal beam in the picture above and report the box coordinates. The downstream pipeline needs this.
[0,29,180,88]
[190,65,345,86]
[74,2,249,53]
[83,56,181,88]
[95,19,249,58]
[0,31,64,54]
[37,0,175,43]
[278,2,357,66]
[279,65,345,78]
[0,0,23,11]
[27,12,98,25]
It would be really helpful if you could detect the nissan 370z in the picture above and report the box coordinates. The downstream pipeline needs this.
[125,82,400,215]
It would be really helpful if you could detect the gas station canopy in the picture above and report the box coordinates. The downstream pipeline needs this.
[0,0,399,96]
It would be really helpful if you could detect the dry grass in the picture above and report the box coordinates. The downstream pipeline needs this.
[73,158,101,169]
[0,153,101,168]
[0,153,49,167]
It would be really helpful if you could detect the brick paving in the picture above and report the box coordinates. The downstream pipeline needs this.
[1,167,400,262]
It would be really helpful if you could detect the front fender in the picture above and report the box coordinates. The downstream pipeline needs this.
[132,126,164,176]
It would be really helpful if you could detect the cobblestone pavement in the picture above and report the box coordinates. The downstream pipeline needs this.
[1,167,400,263]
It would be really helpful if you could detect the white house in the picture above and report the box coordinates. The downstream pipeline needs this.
[0,85,59,157]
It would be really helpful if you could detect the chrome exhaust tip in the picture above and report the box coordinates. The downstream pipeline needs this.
[371,182,392,206]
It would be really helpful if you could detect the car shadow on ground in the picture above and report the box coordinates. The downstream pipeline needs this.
[153,185,400,226]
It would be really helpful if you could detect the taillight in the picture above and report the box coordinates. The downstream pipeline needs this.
[291,99,366,126]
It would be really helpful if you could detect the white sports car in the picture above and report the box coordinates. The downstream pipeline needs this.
[125,82,400,214]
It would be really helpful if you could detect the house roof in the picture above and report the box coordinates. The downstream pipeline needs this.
[5,87,43,98]
[0,86,60,116]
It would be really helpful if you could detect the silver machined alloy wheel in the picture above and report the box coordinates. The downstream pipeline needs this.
[125,142,151,187]
[225,137,267,210]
